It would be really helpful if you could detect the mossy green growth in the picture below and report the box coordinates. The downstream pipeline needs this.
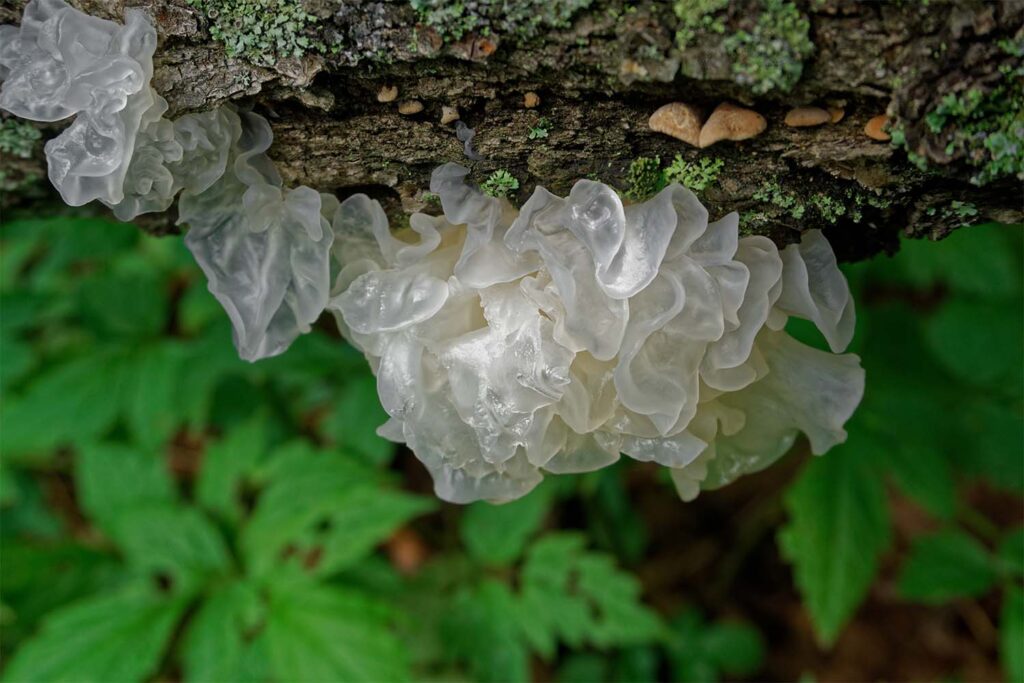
[754,178,891,224]
[624,156,663,201]
[673,0,728,50]
[528,117,552,140]
[481,170,520,199]
[626,155,725,201]
[0,120,42,159]
[914,40,1024,186]
[663,155,725,192]
[724,0,813,95]
[187,0,322,66]
[409,0,593,44]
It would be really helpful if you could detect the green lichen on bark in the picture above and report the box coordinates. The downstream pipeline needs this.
[0,119,41,159]
[409,0,594,44]
[724,0,813,95]
[186,0,323,66]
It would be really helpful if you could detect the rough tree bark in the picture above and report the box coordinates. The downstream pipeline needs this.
[1,0,1021,262]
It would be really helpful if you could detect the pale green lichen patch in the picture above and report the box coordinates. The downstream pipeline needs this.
[916,40,1023,186]
[410,0,594,44]
[0,119,42,159]
[625,155,725,201]
[754,178,891,224]
[481,169,520,198]
[724,0,813,95]
[187,0,323,66]
[673,0,728,51]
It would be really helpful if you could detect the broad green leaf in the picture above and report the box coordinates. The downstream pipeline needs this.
[107,505,231,596]
[0,353,128,460]
[3,585,185,683]
[75,443,176,529]
[519,533,662,659]
[0,541,122,652]
[242,443,433,578]
[264,582,409,683]
[898,225,1022,298]
[182,581,267,683]
[77,272,167,340]
[557,653,608,683]
[1002,586,1024,683]
[0,333,35,390]
[957,399,1024,493]
[898,530,999,603]
[778,450,891,646]
[323,372,395,466]
[581,463,649,564]
[924,297,1024,393]
[460,483,552,566]
[610,646,659,683]
[999,528,1024,577]
[443,579,530,683]
[702,621,766,677]
[120,343,184,449]
[195,417,267,526]
[665,609,764,682]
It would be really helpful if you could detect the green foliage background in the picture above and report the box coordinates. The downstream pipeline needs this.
[0,215,1021,682]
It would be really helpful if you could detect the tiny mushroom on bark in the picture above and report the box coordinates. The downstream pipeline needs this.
[648,102,703,148]
[784,106,831,128]
[377,85,398,103]
[828,106,845,123]
[441,106,460,124]
[398,100,425,116]
[524,91,541,108]
[698,102,767,148]
[864,115,890,141]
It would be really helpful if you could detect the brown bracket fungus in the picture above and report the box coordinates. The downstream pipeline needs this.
[699,102,767,148]
[784,106,831,128]
[648,102,703,148]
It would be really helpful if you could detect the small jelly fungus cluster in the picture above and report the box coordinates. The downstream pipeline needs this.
[0,0,865,504]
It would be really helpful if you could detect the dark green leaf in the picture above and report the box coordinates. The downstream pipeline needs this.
[120,343,184,449]
[898,530,999,603]
[0,353,128,460]
[3,585,185,683]
[1002,586,1024,683]
[898,225,1022,298]
[242,443,433,578]
[75,443,177,529]
[323,372,395,466]
[443,579,530,683]
[195,417,267,526]
[999,528,1024,577]
[703,621,766,676]
[557,653,608,683]
[77,272,167,340]
[924,297,1024,393]
[519,533,663,658]
[460,483,552,566]
[264,582,409,682]
[107,505,231,596]
[182,580,267,683]
[778,450,891,646]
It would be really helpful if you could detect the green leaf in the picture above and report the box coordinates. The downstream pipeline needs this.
[77,272,167,340]
[519,533,663,659]
[242,443,433,578]
[778,450,891,646]
[665,611,720,683]
[0,353,128,460]
[557,653,608,683]
[898,530,999,603]
[1002,586,1024,683]
[195,417,267,526]
[703,621,766,676]
[323,372,395,466]
[75,443,177,530]
[107,505,231,596]
[119,343,184,449]
[443,579,530,683]
[998,527,1024,577]
[924,297,1024,393]
[460,484,552,566]
[3,585,186,683]
[264,582,409,683]
[897,225,1022,298]
[182,581,267,683]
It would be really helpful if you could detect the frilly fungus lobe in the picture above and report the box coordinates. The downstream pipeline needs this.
[1,0,864,504]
